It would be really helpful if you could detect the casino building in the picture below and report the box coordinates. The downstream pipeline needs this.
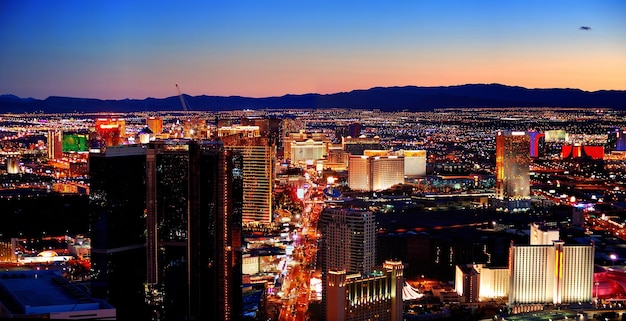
[455,223,595,313]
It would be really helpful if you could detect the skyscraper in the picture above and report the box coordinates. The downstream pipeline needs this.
[495,131,530,211]
[326,260,404,321]
[220,131,274,225]
[89,145,148,320]
[348,152,404,191]
[145,140,242,321]
[508,241,594,312]
[528,131,545,158]
[402,150,427,177]
[318,208,376,319]
[47,130,63,159]
[146,116,164,135]
[91,139,243,321]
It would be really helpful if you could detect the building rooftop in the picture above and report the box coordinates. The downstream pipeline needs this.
[0,269,114,318]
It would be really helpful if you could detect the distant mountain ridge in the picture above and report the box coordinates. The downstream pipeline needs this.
[1,84,625,113]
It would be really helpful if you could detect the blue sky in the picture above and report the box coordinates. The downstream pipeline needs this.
[1,0,625,99]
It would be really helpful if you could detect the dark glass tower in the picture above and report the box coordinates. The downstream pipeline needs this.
[89,145,148,320]
[146,140,243,321]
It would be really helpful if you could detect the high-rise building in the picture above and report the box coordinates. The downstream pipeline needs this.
[145,140,243,321]
[318,208,376,319]
[455,264,480,303]
[94,118,126,147]
[91,140,243,321]
[495,131,530,211]
[402,150,427,177]
[241,117,281,146]
[530,222,560,245]
[455,225,594,313]
[616,128,626,151]
[89,145,148,320]
[220,129,274,225]
[326,260,404,321]
[146,116,164,135]
[47,130,63,159]
[455,263,508,302]
[348,152,404,192]
[508,241,594,312]
[528,131,545,158]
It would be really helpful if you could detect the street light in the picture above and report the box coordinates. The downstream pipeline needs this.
[610,253,618,266]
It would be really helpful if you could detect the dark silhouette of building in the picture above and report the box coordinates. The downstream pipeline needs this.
[91,140,243,321]
[348,122,362,138]
[145,140,243,321]
[89,145,148,320]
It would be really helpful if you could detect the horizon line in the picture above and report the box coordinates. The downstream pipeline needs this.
[3,83,626,101]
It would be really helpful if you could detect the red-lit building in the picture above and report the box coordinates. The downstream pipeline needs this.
[94,118,126,147]
[561,144,604,160]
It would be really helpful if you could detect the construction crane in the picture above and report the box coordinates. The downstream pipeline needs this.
[175,83,204,139]
[175,83,189,112]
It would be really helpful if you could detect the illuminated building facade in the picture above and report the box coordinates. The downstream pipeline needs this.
[401,150,427,177]
[283,131,330,163]
[528,131,545,158]
[6,153,19,174]
[530,222,560,245]
[456,224,593,311]
[89,145,148,319]
[47,130,63,159]
[146,116,163,135]
[326,260,404,321]
[455,264,509,302]
[455,265,480,303]
[348,152,404,192]
[348,155,370,191]
[326,146,349,171]
[495,131,530,211]
[62,132,89,152]
[319,208,377,320]
[220,130,274,225]
[0,238,17,262]
[218,125,260,138]
[615,128,626,151]
[319,208,376,275]
[145,140,243,321]
[544,130,569,142]
[475,264,509,300]
[241,117,281,145]
[561,144,605,160]
[508,241,594,310]
[94,118,126,147]
[290,139,327,164]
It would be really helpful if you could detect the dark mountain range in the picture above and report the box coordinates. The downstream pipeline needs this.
[1,84,625,113]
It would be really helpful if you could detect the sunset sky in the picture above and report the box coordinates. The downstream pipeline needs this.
[1,0,625,100]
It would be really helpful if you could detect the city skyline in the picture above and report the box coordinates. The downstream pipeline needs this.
[1,0,625,100]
